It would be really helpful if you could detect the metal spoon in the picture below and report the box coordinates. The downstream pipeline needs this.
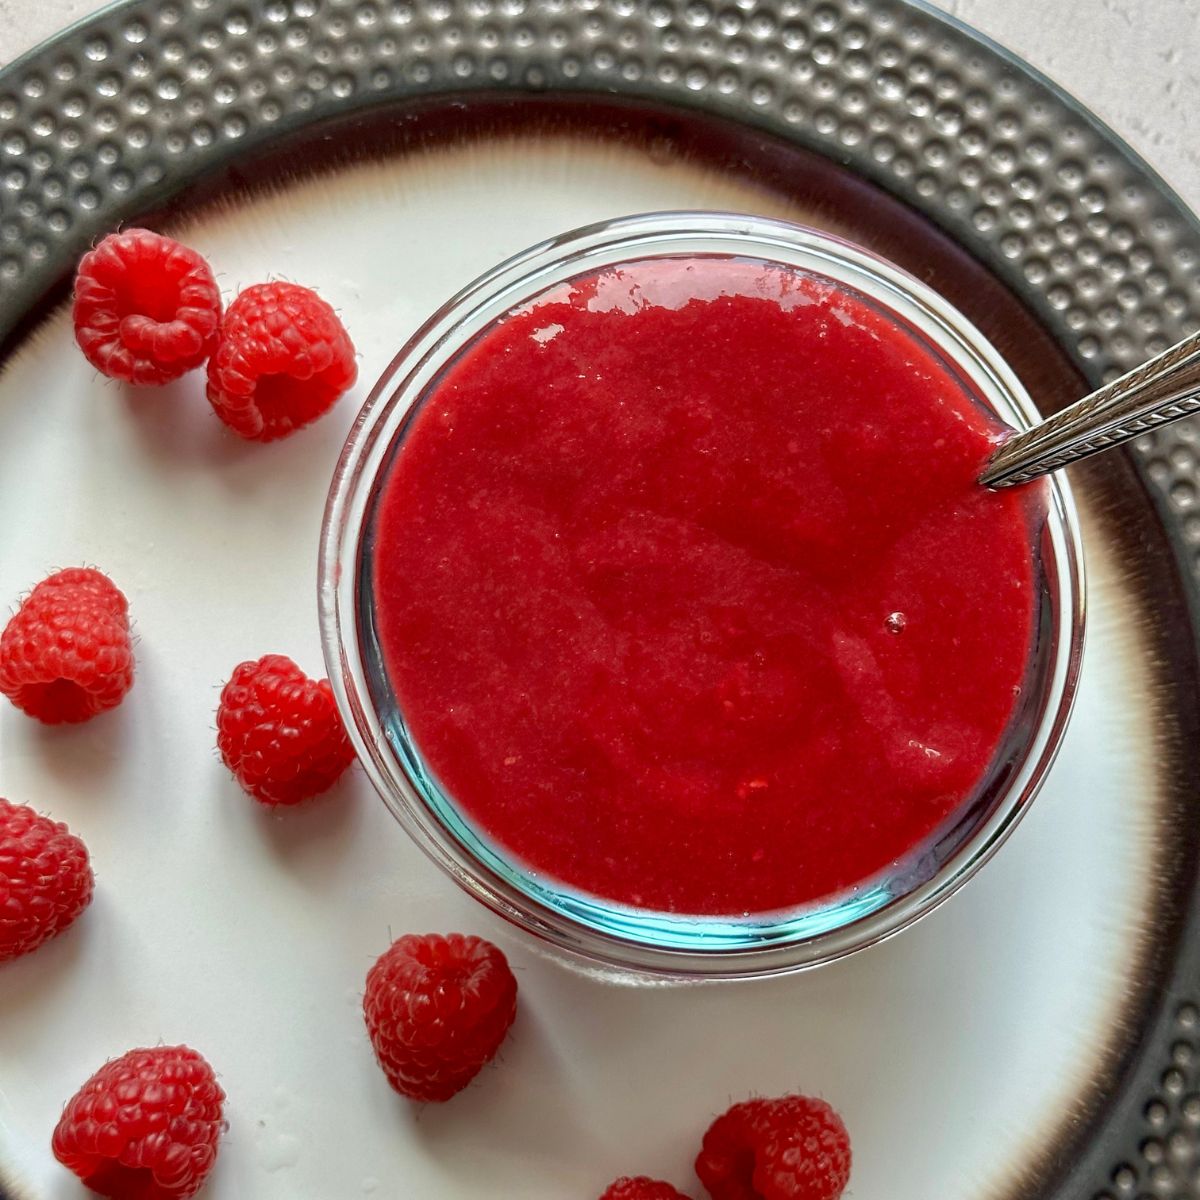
[981,328,1200,488]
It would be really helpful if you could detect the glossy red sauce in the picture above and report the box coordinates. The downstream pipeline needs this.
[371,257,1037,915]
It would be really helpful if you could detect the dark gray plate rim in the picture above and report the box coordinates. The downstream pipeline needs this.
[2,1,1200,1197]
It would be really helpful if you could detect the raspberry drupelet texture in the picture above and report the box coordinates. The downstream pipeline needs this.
[363,932,518,1102]
[752,1095,852,1200]
[0,799,93,963]
[601,1177,692,1200]
[52,1045,225,1200]
[73,229,222,385]
[206,281,357,441]
[217,654,355,805]
[696,1098,778,1200]
[0,567,134,724]
[696,1094,851,1200]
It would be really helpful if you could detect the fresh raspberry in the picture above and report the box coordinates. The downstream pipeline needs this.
[696,1099,778,1200]
[216,654,355,805]
[52,1045,225,1200]
[695,1095,850,1200]
[206,281,357,441]
[0,799,93,963]
[363,932,518,1102]
[753,1095,851,1200]
[73,229,222,386]
[600,1177,692,1200]
[0,567,134,724]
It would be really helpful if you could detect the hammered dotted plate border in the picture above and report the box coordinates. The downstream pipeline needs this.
[3,1,1200,1196]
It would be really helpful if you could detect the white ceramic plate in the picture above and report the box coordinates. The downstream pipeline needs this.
[0,134,1162,1199]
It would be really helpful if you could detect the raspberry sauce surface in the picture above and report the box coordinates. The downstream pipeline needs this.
[371,257,1037,915]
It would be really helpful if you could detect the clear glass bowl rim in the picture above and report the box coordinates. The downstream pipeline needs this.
[319,211,1086,980]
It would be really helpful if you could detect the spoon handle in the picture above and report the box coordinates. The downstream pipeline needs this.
[981,328,1200,488]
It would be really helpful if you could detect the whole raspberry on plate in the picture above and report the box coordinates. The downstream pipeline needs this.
[0,567,134,724]
[363,932,518,1102]
[695,1094,850,1200]
[52,1044,225,1200]
[601,1176,692,1199]
[206,281,357,441]
[217,654,355,805]
[0,798,93,963]
[73,228,222,386]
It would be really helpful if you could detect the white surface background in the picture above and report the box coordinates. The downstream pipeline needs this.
[1,0,1198,209]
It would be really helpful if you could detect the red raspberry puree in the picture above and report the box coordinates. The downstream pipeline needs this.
[371,257,1037,915]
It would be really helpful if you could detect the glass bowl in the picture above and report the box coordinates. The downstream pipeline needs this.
[319,211,1085,979]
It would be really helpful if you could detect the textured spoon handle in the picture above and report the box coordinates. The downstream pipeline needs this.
[981,328,1200,488]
